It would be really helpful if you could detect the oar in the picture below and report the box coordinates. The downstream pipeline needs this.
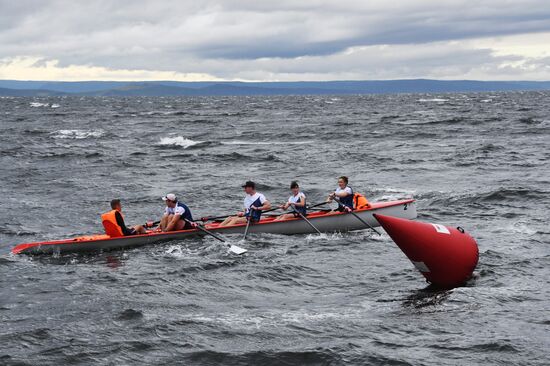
[198,202,330,223]
[184,219,247,255]
[307,202,330,209]
[242,215,252,240]
[198,206,282,222]
[331,197,381,236]
[290,205,322,235]
[261,206,282,214]
[196,214,231,222]
[144,220,160,228]
[242,200,276,239]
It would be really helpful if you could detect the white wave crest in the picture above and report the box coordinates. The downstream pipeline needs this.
[165,245,186,257]
[158,136,201,148]
[306,232,342,241]
[157,137,311,148]
[418,98,449,102]
[30,102,49,107]
[222,140,311,145]
[50,129,105,139]
[376,194,410,201]
[305,233,329,241]
[50,103,60,108]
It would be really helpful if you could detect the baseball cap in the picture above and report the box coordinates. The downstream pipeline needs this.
[162,193,177,202]
[242,181,255,189]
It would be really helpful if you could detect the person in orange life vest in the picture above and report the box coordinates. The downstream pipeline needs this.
[327,176,354,212]
[102,199,146,237]
[219,181,271,227]
[275,181,307,221]
[159,193,195,232]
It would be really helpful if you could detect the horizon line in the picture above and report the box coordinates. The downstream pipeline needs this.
[2,78,550,83]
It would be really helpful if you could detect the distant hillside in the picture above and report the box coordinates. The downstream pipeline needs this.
[0,87,66,96]
[1,79,550,96]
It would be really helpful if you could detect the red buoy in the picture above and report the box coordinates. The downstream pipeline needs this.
[373,214,479,288]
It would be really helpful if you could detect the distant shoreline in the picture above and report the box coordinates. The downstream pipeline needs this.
[1,79,550,96]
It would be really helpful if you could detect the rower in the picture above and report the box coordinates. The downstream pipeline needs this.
[327,176,354,212]
[275,181,307,221]
[219,181,271,227]
[160,193,195,232]
[101,199,146,237]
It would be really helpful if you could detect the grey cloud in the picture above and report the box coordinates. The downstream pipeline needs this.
[1,0,550,80]
[187,44,503,80]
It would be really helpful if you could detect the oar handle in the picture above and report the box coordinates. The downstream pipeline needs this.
[330,196,352,210]
[144,220,160,228]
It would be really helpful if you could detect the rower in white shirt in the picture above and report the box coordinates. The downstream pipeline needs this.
[219,181,272,227]
[327,176,354,212]
[159,193,195,232]
[275,181,307,221]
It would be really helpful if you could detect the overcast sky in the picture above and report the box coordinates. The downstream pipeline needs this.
[1,0,549,81]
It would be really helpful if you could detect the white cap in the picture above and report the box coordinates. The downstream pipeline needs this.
[162,193,177,202]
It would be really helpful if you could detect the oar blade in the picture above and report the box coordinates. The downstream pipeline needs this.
[228,244,247,255]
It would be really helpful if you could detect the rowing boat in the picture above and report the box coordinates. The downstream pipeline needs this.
[12,199,416,255]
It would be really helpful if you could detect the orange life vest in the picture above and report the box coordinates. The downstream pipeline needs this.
[101,210,124,238]
[353,193,370,209]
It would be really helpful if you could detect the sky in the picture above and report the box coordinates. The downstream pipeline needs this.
[1,0,550,81]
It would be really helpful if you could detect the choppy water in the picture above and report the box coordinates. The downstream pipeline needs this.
[0,93,549,365]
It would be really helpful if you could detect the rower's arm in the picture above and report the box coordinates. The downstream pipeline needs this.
[257,200,271,211]
[293,199,306,207]
[115,211,134,236]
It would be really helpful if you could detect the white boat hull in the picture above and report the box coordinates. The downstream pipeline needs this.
[12,199,417,255]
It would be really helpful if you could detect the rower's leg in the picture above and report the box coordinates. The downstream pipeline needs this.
[229,217,247,226]
[219,216,234,227]
[274,213,294,221]
[160,215,173,231]
[173,220,185,231]
[133,225,146,234]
